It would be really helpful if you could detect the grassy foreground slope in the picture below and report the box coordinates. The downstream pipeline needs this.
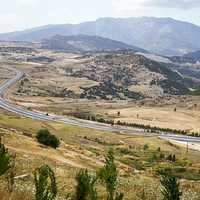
[0,109,200,199]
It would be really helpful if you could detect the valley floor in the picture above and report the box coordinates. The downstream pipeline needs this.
[2,53,199,133]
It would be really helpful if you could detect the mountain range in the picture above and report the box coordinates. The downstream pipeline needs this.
[169,50,200,64]
[0,17,200,55]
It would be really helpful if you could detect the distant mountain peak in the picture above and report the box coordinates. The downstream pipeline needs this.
[0,17,200,55]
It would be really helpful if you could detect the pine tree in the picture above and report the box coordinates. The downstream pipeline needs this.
[34,165,57,200]
[0,138,11,176]
[98,148,123,200]
[74,169,97,200]
[160,170,182,200]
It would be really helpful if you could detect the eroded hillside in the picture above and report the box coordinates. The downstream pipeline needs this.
[13,52,192,100]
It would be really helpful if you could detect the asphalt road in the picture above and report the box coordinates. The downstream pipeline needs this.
[0,68,200,144]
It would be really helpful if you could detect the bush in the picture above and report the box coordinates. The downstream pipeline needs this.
[36,129,60,149]
[148,153,158,163]
[160,153,165,159]
[143,144,149,151]
[166,154,176,162]
[157,147,161,152]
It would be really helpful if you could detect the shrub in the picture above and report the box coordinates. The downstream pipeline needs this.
[143,144,149,151]
[157,147,161,152]
[36,129,60,149]
[160,153,165,159]
[148,153,158,163]
[172,155,176,162]
[166,154,176,162]
[119,148,135,156]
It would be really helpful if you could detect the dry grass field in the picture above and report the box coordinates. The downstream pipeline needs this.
[107,104,200,132]
[0,109,200,199]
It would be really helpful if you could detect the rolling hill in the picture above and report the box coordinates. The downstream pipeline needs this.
[41,34,147,53]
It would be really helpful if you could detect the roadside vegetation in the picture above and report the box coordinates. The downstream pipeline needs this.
[69,112,200,137]
[188,87,200,96]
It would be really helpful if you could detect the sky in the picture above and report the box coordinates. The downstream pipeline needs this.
[0,0,200,33]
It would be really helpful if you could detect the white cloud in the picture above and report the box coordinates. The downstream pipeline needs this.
[113,0,145,11]
[113,0,200,11]
[150,0,200,9]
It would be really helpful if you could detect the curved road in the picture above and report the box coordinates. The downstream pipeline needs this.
[0,68,200,144]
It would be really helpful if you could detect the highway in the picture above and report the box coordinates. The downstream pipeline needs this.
[0,67,200,144]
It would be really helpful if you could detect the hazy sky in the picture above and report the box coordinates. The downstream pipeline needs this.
[0,0,200,33]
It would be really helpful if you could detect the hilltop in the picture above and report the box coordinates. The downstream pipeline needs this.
[41,34,146,53]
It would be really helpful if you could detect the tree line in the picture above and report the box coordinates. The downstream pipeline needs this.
[70,112,200,137]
